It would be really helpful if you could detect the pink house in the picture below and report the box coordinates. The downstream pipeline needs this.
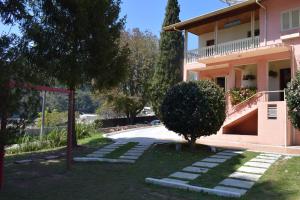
[165,0,300,154]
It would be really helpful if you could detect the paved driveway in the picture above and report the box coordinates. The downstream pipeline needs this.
[107,125,183,144]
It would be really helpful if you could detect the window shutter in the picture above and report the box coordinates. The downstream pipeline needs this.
[282,12,290,30]
[291,9,300,28]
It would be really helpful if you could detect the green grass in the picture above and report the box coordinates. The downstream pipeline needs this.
[105,142,138,159]
[190,151,258,187]
[1,139,300,200]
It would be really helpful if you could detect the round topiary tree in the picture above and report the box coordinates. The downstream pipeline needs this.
[286,71,300,130]
[160,81,226,149]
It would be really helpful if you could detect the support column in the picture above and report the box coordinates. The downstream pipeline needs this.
[184,30,188,64]
[215,22,219,47]
[251,11,255,40]
[257,60,268,92]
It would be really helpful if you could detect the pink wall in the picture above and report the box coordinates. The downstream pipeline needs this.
[260,0,300,45]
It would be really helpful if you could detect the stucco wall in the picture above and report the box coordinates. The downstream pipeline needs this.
[200,21,259,47]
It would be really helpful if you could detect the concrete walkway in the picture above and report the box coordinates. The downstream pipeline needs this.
[107,125,183,144]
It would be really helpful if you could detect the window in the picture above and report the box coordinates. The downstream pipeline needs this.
[247,29,260,37]
[281,8,300,31]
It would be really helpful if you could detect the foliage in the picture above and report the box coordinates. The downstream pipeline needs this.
[286,71,300,129]
[160,81,226,148]
[0,34,43,146]
[150,0,184,117]
[104,92,145,124]
[23,0,129,145]
[6,123,98,154]
[37,110,68,127]
[229,87,257,106]
[100,28,158,123]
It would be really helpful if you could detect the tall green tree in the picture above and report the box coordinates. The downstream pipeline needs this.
[150,0,184,117]
[102,28,158,124]
[24,0,129,146]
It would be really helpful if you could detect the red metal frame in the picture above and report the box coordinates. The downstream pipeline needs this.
[0,81,74,190]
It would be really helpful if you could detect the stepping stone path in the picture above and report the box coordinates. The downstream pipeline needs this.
[214,153,281,197]
[74,142,152,164]
[146,149,245,197]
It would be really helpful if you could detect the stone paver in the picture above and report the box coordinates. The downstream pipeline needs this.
[223,150,244,154]
[120,155,139,160]
[256,156,278,160]
[217,152,237,156]
[192,161,219,168]
[169,172,200,180]
[244,161,272,169]
[161,178,188,184]
[214,186,248,196]
[182,166,209,174]
[219,178,255,189]
[229,172,262,182]
[238,166,267,174]
[251,158,276,164]
[260,153,281,158]
[202,158,227,163]
[124,152,143,156]
[210,155,233,159]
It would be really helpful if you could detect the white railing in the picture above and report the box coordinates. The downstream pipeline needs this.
[186,36,260,63]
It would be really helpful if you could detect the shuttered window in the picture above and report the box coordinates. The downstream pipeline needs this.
[281,8,300,31]
[292,10,300,28]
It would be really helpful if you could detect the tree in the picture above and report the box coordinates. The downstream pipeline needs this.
[160,81,226,149]
[102,28,158,124]
[150,0,184,117]
[286,71,300,130]
[23,0,129,146]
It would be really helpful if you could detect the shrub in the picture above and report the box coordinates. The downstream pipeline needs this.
[229,87,257,106]
[160,81,226,149]
[46,128,67,148]
[286,71,300,130]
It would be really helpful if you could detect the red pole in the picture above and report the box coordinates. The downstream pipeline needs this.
[0,113,7,190]
[66,90,74,170]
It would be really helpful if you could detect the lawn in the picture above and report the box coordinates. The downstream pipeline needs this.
[1,135,300,200]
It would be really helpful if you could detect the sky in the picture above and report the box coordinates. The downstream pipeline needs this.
[120,0,228,49]
[0,0,228,49]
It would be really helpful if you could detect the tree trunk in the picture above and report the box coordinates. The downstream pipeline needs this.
[71,89,77,147]
[0,115,7,190]
[66,90,74,169]
[189,135,197,151]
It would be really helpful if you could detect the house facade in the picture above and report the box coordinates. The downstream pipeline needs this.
[164,0,300,152]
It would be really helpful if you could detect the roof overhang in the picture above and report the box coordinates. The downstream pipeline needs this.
[164,0,261,32]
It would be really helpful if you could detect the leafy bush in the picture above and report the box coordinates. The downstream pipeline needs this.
[46,128,67,148]
[160,81,226,148]
[6,123,98,154]
[229,87,257,106]
[286,71,300,129]
[37,110,68,127]
[94,119,103,129]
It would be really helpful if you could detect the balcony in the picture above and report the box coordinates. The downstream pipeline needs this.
[186,36,260,64]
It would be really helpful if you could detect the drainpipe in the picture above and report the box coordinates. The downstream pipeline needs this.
[256,0,267,46]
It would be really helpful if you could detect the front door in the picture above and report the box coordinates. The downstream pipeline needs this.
[216,77,226,90]
[280,68,291,100]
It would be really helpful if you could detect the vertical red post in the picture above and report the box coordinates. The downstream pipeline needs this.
[0,114,7,190]
[67,90,74,170]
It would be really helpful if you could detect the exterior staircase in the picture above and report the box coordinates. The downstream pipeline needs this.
[223,92,265,127]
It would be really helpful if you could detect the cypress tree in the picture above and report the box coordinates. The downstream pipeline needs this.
[150,0,184,116]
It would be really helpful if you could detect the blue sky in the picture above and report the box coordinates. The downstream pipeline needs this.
[120,0,227,49]
[0,0,227,49]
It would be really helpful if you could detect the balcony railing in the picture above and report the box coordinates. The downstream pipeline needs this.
[186,36,260,63]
